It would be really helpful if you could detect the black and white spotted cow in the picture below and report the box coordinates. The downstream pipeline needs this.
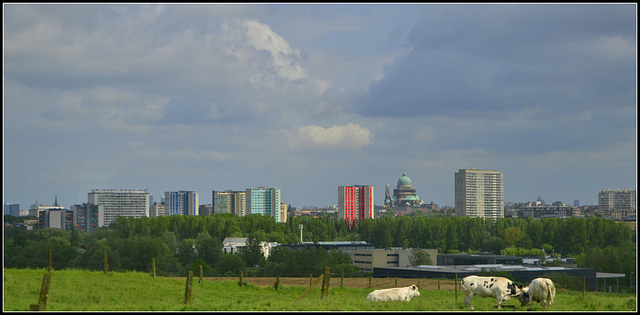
[460,275,522,310]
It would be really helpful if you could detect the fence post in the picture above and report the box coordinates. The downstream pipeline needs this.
[152,258,156,279]
[438,280,440,290]
[184,271,193,304]
[29,274,51,311]
[239,270,243,287]
[310,274,313,286]
[321,267,331,299]
[582,275,585,297]
[199,265,203,283]
[455,274,458,302]
[47,250,52,272]
[395,278,398,287]
[341,272,344,287]
[368,275,372,288]
[274,276,281,291]
[103,253,109,274]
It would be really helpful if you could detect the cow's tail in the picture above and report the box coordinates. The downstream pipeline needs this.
[546,281,556,305]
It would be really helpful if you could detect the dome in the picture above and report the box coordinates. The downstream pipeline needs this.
[397,172,412,187]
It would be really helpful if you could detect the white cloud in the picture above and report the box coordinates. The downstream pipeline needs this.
[283,123,373,151]
[243,19,308,83]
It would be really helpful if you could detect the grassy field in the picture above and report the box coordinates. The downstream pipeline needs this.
[3,268,637,311]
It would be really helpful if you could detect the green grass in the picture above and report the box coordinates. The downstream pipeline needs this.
[3,268,637,311]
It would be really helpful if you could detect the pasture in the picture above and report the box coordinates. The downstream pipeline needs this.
[3,268,636,311]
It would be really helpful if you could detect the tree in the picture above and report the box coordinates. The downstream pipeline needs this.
[195,232,221,267]
[216,253,246,276]
[242,235,266,267]
[409,248,432,266]
[503,226,523,247]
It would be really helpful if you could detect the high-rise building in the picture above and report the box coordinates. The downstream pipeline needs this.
[199,204,213,216]
[455,168,504,220]
[213,190,246,216]
[4,203,20,216]
[164,191,199,216]
[246,187,283,223]
[88,189,151,227]
[598,189,636,218]
[38,208,74,230]
[149,202,165,218]
[338,185,374,227]
[70,203,105,232]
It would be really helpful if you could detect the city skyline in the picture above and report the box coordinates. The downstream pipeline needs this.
[3,4,637,210]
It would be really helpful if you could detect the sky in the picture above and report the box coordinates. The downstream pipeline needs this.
[3,3,637,210]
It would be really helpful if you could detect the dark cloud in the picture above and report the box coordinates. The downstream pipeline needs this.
[356,4,636,118]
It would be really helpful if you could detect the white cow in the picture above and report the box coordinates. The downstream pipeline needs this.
[366,284,421,301]
[514,278,556,310]
[460,275,522,310]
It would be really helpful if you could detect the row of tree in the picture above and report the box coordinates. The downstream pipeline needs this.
[3,214,635,278]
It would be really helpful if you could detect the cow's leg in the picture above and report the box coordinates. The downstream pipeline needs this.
[464,294,474,310]
[529,295,534,310]
[496,295,503,310]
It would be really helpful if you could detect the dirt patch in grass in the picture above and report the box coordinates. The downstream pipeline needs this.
[203,276,457,290]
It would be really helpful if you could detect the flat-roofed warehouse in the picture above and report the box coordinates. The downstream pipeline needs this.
[373,264,598,291]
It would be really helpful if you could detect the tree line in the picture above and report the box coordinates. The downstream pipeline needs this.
[3,214,635,278]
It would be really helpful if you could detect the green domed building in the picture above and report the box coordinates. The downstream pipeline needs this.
[384,172,424,207]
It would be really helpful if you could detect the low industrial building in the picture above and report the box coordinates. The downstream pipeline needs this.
[372,264,598,291]
[437,254,519,266]
[347,248,438,273]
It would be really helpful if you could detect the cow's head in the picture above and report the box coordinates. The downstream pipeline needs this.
[410,284,421,296]
[507,282,522,296]
[513,286,530,306]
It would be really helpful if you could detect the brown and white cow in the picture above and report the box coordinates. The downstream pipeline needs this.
[365,284,421,301]
[514,277,556,310]
[460,275,522,310]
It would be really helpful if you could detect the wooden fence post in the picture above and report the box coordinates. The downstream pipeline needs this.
[29,274,51,311]
[321,267,331,299]
[199,265,203,283]
[184,271,193,304]
[582,275,585,297]
[239,270,243,287]
[274,276,281,291]
[47,250,52,272]
[103,253,108,274]
[454,274,458,302]
[310,274,313,286]
[395,278,398,287]
[341,272,344,287]
[438,280,440,290]
[152,258,156,279]
[368,275,372,288]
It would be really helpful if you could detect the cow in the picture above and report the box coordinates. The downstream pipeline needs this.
[514,278,556,310]
[365,284,421,301]
[460,275,522,310]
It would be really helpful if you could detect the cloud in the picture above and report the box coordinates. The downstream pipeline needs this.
[283,123,373,151]
[355,4,636,118]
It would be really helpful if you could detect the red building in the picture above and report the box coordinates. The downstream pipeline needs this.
[338,185,374,228]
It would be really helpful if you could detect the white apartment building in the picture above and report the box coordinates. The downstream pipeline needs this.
[598,188,636,218]
[88,189,151,227]
[455,168,504,220]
